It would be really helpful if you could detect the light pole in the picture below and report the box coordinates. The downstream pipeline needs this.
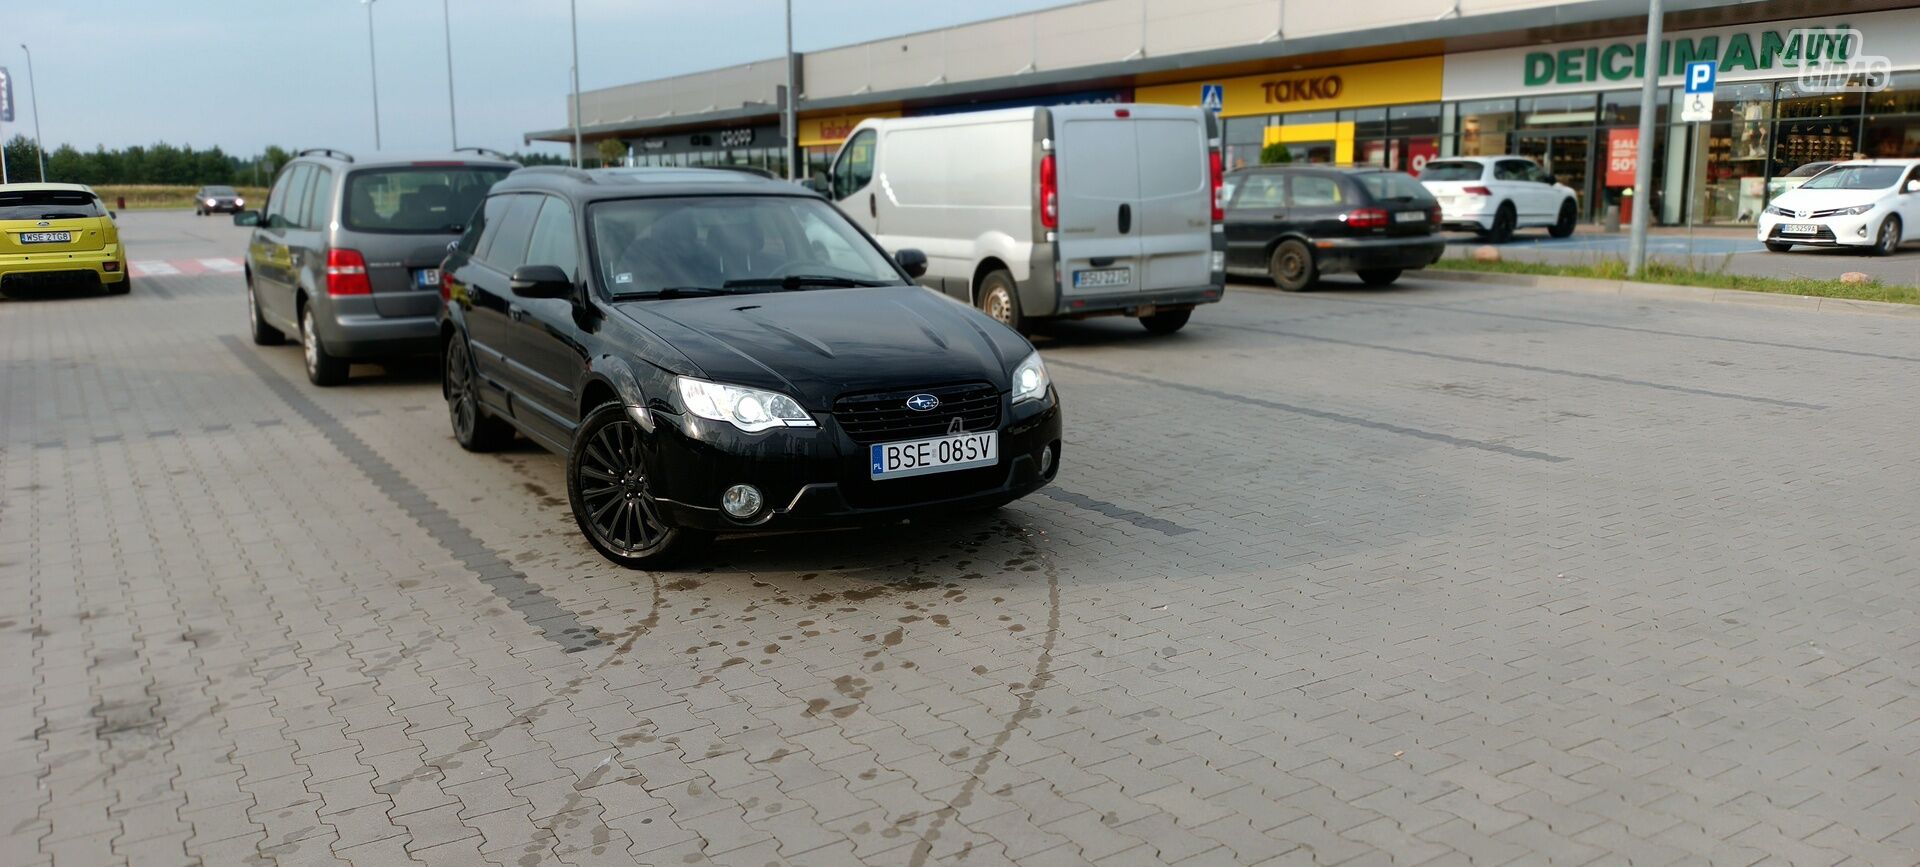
[1626,0,1664,276]
[784,0,798,180]
[364,0,383,150]
[442,0,458,148]
[570,0,583,168]
[19,44,45,181]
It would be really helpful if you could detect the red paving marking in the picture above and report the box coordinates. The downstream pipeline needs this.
[131,257,242,278]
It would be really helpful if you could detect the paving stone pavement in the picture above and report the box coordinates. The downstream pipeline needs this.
[4,211,1918,866]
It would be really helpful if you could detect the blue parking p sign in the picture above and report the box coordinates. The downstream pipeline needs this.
[1684,61,1716,94]
[1200,84,1224,113]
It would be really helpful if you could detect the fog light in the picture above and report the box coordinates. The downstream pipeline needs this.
[1858,225,1869,237]
[722,484,763,518]
[1039,445,1055,475]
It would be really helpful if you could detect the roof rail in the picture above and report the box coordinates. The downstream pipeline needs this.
[700,165,778,180]
[517,165,596,182]
[453,146,515,162]
[296,147,354,163]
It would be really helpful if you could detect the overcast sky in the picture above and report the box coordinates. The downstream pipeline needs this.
[3,0,1070,157]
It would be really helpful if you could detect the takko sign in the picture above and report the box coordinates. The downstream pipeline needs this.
[796,111,901,148]
[1136,57,1441,118]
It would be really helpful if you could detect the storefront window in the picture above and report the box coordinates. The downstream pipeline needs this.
[1865,72,1920,116]
[1772,117,1860,178]
[1223,116,1267,170]
[1862,115,1920,159]
[1775,80,1861,119]
[1600,89,1672,127]
[1518,93,1598,128]
[1346,108,1387,139]
[1698,83,1773,224]
[1389,104,1441,136]
[1457,99,1516,156]
[1280,111,1336,126]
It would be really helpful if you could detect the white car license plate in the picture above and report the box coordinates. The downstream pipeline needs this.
[1395,211,1428,223]
[20,231,71,244]
[1783,223,1819,235]
[415,268,442,288]
[1072,268,1130,289]
[870,431,998,480]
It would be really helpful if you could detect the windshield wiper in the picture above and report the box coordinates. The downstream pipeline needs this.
[722,275,895,292]
[609,286,733,301]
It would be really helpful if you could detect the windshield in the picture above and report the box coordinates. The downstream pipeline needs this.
[1800,165,1903,191]
[204,186,238,195]
[1358,172,1436,203]
[1418,161,1484,182]
[343,165,512,233]
[590,195,905,297]
[1784,163,1832,179]
[0,190,105,220]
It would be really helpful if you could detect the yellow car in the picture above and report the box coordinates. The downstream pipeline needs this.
[0,182,128,295]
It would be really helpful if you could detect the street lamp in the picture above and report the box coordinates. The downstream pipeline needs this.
[364,0,383,150]
[569,0,582,168]
[19,43,46,181]
[442,0,458,149]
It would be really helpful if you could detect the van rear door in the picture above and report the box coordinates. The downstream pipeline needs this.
[1051,107,1142,299]
[1128,106,1212,293]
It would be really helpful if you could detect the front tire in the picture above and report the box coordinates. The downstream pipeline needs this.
[1874,216,1902,257]
[1269,239,1316,291]
[445,335,515,452]
[1483,203,1517,243]
[1549,200,1577,238]
[248,278,284,345]
[1139,308,1192,334]
[1357,268,1402,286]
[568,402,701,569]
[301,305,349,387]
[977,269,1028,333]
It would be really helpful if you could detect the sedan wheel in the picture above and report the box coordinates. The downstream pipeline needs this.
[1269,240,1316,292]
[568,402,700,568]
[1875,216,1902,257]
[445,337,513,451]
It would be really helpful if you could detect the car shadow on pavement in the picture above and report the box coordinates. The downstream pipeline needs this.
[0,282,116,302]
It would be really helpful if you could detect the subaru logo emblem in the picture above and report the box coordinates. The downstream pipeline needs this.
[905,393,940,412]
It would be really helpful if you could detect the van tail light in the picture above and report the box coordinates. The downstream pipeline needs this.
[1462,185,1493,197]
[1209,150,1225,222]
[1341,208,1389,230]
[1039,154,1058,230]
[326,248,372,296]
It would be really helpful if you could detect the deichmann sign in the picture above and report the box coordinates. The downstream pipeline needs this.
[1136,57,1441,118]
[1443,9,1920,100]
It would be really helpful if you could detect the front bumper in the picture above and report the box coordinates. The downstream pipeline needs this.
[1757,212,1878,247]
[649,389,1064,533]
[1310,236,1447,274]
[0,244,126,287]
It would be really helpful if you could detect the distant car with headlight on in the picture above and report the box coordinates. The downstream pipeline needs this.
[1760,159,1920,255]
[194,185,245,215]
[438,166,1063,568]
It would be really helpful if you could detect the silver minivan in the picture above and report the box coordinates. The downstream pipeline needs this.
[815,104,1226,334]
[235,148,517,385]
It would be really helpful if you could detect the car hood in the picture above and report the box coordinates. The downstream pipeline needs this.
[1771,188,1888,212]
[615,286,1027,408]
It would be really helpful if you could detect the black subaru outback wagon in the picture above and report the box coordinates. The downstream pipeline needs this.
[439,167,1062,568]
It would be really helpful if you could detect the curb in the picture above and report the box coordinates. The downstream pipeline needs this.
[1416,267,1920,319]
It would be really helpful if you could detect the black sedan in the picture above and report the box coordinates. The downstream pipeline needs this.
[1222,165,1444,291]
[193,185,245,215]
[439,167,1062,568]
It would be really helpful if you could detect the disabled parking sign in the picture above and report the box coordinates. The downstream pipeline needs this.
[1680,61,1715,122]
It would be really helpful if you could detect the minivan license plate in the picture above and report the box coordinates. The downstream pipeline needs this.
[1072,268,1130,289]
[1783,223,1818,235]
[415,268,442,288]
[20,231,71,244]
[870,431,998,480]
[1394,211,1427,223]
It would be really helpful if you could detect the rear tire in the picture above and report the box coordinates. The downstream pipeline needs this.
[1874,215,1902,257]
[568,402,705,569]
[445,335,515,452]
[248,278,284,345]
[977,269,1028,333]
[1548,200,1577,238]
[301,305,349,387]
[1357,268,1402,286]
[1269,240,1316,292]
[1765,241,1794,253]
[1138,308,1192,334]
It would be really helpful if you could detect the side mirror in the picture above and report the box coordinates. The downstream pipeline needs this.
[108,211,118,220]
[802,175,829,195]
[1907,179,1919,194]
[893,248,929,279]
[232,210,262,227]
[509,264,575,299]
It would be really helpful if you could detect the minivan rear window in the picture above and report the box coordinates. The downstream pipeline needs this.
[1357,172,1436,203]
[0,190,104,220]
[342,166,513,233]
[1417,161,1484,182]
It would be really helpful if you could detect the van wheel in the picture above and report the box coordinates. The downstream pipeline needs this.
[1549,200,1578,238]
[248,277,284,345]
[1269,240,1316,291]
[301,305,349,386]
[1357,268,1402,286]
[1139,308,1192,334]
[978,270,1028,332]
[1765,241,1794,253]
[569,401,705,569]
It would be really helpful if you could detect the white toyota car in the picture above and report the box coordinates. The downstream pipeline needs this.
[1759,159,1920,256]
[1419,156,1580,243]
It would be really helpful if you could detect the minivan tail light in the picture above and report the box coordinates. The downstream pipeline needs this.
[1462,185,1493,197]
[326,248,372,296]
[1341,208,1389,230]
[1039,154,1058,229]
[1209,150,1225,222]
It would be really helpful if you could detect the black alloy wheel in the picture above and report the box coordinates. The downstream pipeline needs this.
[1549,200,1578,238]
[1486,203,1517,243]
[567,402,698,568]
[445,336,513,451]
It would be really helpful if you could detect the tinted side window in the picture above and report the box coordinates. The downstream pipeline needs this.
[1523,163,1552,184]
[1494,160,1532,182]
[290,165,319,229]
[268,164,310,227]
[1229,174,1285,210]
[307,167,335,229]
[523,197,580,281]
[1288,174,1345,207]
[480,195,542,272]
[458,195,507,255]
[832,129,876,200]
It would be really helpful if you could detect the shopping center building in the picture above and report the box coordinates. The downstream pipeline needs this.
[526,0,1920,227]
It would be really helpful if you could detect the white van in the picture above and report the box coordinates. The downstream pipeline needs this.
[814,104,1226,334]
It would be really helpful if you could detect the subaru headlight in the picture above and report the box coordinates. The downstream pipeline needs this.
[675,376,815,432]
[1011,350,1050,404]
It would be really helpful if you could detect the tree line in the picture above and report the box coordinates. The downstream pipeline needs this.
[0,136,566,186]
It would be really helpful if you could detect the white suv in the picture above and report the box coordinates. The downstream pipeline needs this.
[1759,160,1920,256]
[1419,156,1579,242]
